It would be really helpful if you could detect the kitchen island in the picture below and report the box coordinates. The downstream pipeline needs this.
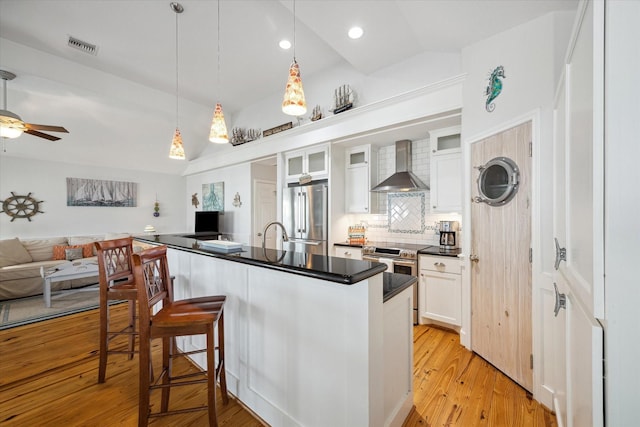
[135,234,414,427]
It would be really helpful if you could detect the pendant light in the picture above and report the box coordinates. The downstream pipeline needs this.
[282,0,307,116]
[208,0,229,144]
[169,2,186,160]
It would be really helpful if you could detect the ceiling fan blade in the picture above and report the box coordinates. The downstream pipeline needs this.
[25,123,69,133]
[24,129,61,141]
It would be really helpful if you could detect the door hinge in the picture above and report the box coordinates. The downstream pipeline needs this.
[530,354,534,369]
[529,141,532,157]
[529,248,532,263]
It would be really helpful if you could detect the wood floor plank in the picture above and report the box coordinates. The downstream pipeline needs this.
[405,325,557,427]
[1,307,556,426]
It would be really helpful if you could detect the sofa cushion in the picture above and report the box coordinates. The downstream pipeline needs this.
[68,236,103,256]
[104,232,131,241]
[21,237,68,262]
[53,244,94,260]
[0,260,68,281]
[0,238,33,267]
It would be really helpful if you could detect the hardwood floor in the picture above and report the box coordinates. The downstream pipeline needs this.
[403,325,557,427]
[0,305,556,426]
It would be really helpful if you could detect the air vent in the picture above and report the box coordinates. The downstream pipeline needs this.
[67,36,98,56]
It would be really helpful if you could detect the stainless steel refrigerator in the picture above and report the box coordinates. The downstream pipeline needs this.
[282,181,328,256]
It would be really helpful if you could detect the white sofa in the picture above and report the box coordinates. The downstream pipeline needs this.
[0,233,138,301]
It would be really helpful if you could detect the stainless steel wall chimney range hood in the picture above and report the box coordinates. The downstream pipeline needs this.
[371,140,429,192]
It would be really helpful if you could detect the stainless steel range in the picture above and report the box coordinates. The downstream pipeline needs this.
[362,243,424,324]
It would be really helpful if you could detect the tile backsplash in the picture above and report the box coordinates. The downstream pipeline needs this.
[346,138,462,245]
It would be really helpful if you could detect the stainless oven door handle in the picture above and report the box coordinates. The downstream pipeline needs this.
[393,259,416,267]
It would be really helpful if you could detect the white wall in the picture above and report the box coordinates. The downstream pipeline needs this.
[460,10,575,408]
[604,1,640,425]
[202,51,461,160]
[185,162,252,244]
[0,156,186,239]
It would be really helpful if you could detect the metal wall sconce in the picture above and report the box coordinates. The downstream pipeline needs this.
[232,192,242,207]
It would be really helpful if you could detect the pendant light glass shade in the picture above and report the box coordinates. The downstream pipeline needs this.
[282,59,307,116]
[169,128,185,159]
[209,103,228,144]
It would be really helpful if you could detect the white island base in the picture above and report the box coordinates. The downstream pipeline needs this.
[166,247,413,427]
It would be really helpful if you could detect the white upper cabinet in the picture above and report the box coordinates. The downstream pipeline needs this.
[429,126,462,213]
[285,145,329,182]
[345,144,378,213]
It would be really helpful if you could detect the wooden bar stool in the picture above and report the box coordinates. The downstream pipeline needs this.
[132,245,228,427]
[94,237,138,383]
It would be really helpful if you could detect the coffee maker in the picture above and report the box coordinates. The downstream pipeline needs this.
[439,221,460,250]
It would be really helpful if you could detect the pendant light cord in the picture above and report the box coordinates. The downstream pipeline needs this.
[217,0,221,99]
[175,6,179,129]
[293,0,296,61]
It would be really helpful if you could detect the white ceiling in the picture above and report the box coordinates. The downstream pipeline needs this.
[0,0,577,173]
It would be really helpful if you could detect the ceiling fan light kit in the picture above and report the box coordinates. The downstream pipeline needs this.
[0,69,69,142]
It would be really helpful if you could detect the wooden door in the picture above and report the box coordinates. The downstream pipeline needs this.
[252,180,277,248]
[470,121,532,392]
[552,1,604,425]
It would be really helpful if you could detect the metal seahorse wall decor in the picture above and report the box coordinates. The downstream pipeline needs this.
[485,65,506,112]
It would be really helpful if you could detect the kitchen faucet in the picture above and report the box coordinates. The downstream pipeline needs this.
[262,221,289,249]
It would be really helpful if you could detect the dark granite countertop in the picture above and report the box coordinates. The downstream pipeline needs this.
[135,234,387,286]
[382,272,416,303]
[417,245,462,258]
[334,241,461,258]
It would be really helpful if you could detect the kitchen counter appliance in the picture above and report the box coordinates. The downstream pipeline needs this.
[282,180,328,256]
[362,243,423,324]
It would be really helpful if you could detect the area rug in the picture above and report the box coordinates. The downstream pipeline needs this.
[0,284,106,330]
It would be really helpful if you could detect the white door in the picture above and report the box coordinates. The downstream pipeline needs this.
[252,180,277,248]
[551,1,604,426]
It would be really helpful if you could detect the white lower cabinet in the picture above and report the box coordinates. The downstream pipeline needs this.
[333,246,363,260]
[419,255,461,326]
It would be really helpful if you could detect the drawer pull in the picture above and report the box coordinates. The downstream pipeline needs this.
[344,251,351,256]
[434,262,445,267]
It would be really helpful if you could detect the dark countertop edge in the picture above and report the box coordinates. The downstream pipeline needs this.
[382,272,417,303]
[135,236,387,285]
[335,242,462,257]
[417,248,461,258]
[334,242,364,248]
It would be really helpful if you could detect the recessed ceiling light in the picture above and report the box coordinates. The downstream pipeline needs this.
[348,26,364,39]
[279,39,292,50]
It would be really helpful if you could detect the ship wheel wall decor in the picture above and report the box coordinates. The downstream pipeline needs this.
[2,192,44,221]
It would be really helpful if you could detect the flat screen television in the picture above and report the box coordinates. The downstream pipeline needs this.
[195,211,220,233]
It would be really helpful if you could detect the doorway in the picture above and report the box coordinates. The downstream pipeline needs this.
[470,121,533,392]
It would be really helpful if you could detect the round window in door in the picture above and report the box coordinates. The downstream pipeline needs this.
[476,156,520,206]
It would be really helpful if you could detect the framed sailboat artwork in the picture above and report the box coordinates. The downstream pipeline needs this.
[66,177,137,207]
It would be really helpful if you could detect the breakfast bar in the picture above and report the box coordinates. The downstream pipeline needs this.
[135,234,415,427]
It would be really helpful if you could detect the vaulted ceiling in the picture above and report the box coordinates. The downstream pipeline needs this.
[0,0,577,174]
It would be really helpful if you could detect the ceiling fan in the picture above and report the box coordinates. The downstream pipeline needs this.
[0,69,69,141]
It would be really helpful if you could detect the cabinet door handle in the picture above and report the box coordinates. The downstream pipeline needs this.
[469,255,479,263]
[553,282,566,317]
[554,237,566,270]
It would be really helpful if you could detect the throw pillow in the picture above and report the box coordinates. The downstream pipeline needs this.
[53,244,94,260]
[0,238,33,268]
[68,236,102,256]
[65,247,84,261]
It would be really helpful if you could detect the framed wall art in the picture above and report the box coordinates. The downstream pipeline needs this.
[202,182,224,212]
[66,177,137,207]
